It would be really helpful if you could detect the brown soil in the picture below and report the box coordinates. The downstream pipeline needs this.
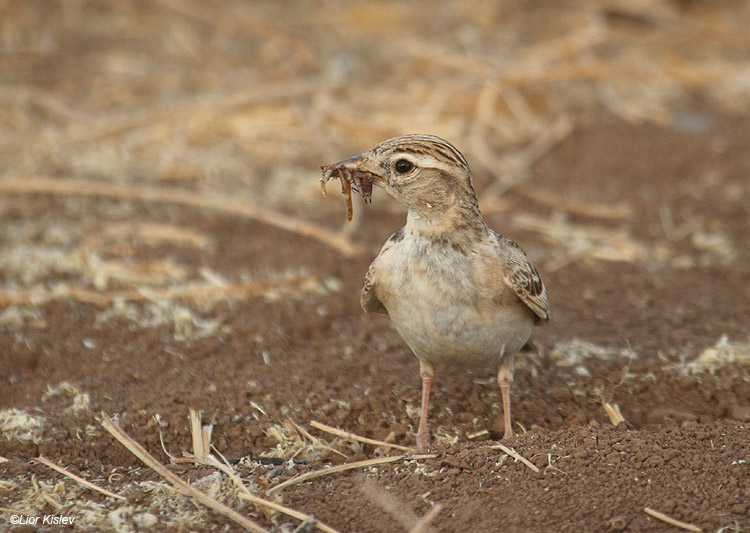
[2,115,750,532]
[2,2,750,532]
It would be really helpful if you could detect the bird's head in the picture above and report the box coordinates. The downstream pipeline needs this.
[324,134,479,217]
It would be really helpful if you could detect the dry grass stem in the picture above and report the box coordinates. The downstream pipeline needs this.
[41,493,63,511]
[466,430,489,440]
[508,183,632,221]
[408,503,444,533]
[490,444,540,473]
[513,212,647,268]
[268,454,437,495]
[202,425,214,453]
[65,77,326,143]
[100,415,269,533]
[199,455,342,533]
[238,492,342,533]
[309,421,414,452]
[603,402,626,426]
[35,455,126,501]
[168,410,342,533]
[189,409,209,461]
[154,0,317,68]
[293,518,318,533]
[0,178,363,257]
[201,454,245,492]
[288,419,348,459]
[0,274,322,307]
[479,116,575,199]
[643,507,702,532]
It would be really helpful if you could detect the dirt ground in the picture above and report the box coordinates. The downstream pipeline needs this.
[2,2,750,532]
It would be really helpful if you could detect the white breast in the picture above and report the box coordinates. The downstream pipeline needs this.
[374,235,534,367]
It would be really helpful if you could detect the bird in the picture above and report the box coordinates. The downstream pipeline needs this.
[324,134,550,452]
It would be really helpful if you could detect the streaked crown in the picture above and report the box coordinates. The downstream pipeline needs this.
[370,134,470,174]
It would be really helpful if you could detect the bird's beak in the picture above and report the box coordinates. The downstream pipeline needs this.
[332,155,364,168]
[321,154,378,203]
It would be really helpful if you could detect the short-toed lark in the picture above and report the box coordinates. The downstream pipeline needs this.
[323,134,550,451]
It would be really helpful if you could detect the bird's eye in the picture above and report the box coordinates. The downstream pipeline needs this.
[394,159,414,174]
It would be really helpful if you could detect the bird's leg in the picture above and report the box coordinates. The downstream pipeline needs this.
[497,355,515,440]
[415,359,435,452]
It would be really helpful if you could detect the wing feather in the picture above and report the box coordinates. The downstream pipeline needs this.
[360,227,404,315]
[360,265,386,314]
[495,232,550,323]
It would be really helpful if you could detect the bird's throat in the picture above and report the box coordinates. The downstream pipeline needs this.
[406,203,487,242]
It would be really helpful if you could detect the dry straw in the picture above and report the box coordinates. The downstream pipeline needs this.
[35,456,126,501]
[490,444,540,474]
[310,420,414,452]
[0,178,363,258]
[187,410,342,533]
[100,415,269,533]
[643,507,702,532]
[603,402,626,426]
[269,454,437,495]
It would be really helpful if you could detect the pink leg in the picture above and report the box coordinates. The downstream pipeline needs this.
[415,359,435,452]
[497,356,514,440]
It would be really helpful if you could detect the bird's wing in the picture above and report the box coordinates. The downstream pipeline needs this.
[360,227,404,315]
[361,265,387,314]
[496,232,551,323]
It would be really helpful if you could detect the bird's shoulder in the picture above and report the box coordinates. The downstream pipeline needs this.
[488,230,551,323]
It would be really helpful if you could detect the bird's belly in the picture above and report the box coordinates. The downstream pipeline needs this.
[384,280,533,367]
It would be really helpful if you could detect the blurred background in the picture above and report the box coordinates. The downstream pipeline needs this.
[2,0,749,217]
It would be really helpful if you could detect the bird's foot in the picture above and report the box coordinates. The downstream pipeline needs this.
[415,431,430,453]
